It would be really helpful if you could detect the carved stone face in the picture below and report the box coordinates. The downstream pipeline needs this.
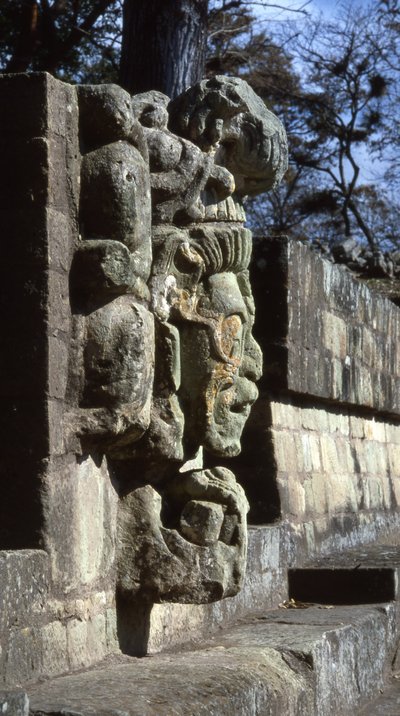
[178,268,262,459]
[73,78,287,605]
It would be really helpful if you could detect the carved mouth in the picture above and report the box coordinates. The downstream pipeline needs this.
[200,192,246,223]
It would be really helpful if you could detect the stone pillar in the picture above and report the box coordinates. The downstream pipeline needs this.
[0,73,79,549]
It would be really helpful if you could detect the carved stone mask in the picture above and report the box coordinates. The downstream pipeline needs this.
[72,76,287,604]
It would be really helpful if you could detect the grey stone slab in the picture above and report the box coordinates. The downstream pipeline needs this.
[0,691,29,716]
[305,544,400,568]
[29,649,313,716]
[252,236,400,416]
[358,679,400,715]
[28,604,395,716]
[0,550,49,632]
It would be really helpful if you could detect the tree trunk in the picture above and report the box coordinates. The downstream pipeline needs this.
[6,1,39,73]
[119,0,208,99]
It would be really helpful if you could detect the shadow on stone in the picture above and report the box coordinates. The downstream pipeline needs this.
[116,594,152,657]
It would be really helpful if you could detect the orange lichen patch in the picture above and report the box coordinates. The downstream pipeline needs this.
[220,315,243,362]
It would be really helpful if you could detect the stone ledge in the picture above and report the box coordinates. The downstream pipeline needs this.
[358,678,400,714]
[28,603,396,716]
[251,236,400,416]
[0,691,29,716]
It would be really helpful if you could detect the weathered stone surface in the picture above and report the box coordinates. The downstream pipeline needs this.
[0,691,29,716]
[252,236,400,415]
[27,604,395,716]
[79,142,151,278]
[0,550,49,633]
[0,73,79,550]
[43,455,118,592]
[74,298,154,454]
[180,500,225,545]
[359,679,400,715]
[169,75,288,195]
[117,468,249,603]
[267,396,400,540]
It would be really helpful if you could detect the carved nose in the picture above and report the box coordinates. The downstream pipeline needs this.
[240,335,263,382]
[205,164,235,202]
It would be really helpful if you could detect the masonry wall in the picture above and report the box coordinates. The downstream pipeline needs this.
[250,237,400,558]
[252,237,400,413]
[145,243,400,653]
[1,78,400,683]
[0,74,119,686]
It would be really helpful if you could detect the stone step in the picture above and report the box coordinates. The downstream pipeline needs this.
[0,691,29,716]
[302,544,400,570]
[289,544,400,606]
[27,602,397,716]
[358,679,400,715]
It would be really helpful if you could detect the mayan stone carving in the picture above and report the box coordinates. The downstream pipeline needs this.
[70,75,287,603]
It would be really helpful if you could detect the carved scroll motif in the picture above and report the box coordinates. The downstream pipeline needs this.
[71,76,287,603]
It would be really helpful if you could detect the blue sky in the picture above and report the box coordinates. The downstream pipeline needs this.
[266,0,356,21]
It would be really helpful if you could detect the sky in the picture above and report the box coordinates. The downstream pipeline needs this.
[266,0,369,21]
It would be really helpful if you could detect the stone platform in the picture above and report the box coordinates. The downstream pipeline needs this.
[360,679,400,715]
[22,601,398,716]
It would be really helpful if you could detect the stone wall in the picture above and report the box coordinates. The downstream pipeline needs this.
[0,74,119,685]
[1,75,400,684]
[252,237,400,414]
[269,399,400,552]
[249,236,400,559]
[123,239,400,653]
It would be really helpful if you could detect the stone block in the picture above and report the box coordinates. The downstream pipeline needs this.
[326,473,358,513]
[41,621,69,677]
[48,269,71,335]
[386,422,400,445]
[48,334,69,401]
[0,73,79,552]
[388,444,400,476]
[5,628,43,685]
[304,474,327,516]
[391,475,400,507]
[66,619,90,671]
[44,455,118,592]
[320,435,341,474]
[252,236,400,416]
[47,400,65,456]
[322,312,347,357]
[0,550,48,633]
[105,608,118,651]
[284,477,306,518]
[300,434,313,472]
[353,439,368,473]
[308,434,322,471]
[86,614,108,664]
[271,430,297,473]
[0,691,29,716]
[46,208,75,273]
[364,477,385,511]
[349,415,365,439]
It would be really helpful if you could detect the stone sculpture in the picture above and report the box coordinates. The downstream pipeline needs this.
[70,75,287,604]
